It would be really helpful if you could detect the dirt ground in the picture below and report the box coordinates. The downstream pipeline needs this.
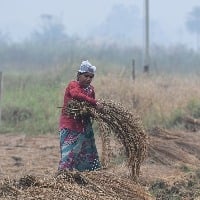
[1,127,200,199]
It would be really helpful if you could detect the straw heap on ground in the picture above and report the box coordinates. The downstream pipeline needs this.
[65,99,148,180]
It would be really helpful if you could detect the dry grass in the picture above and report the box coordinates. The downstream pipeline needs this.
[0,170,153,200]
[1,129,200,199]
[1,73,200,199]
[94,73,200,127]
[65,99,148,181]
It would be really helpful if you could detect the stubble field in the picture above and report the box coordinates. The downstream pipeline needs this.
[1,74,200,199]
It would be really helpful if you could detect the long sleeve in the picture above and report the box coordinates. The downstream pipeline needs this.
[59,81,97,132]
[68,81,97,106]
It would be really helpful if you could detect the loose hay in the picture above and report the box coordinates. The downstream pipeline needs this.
[65,99,148,180]
[0,170,153,200]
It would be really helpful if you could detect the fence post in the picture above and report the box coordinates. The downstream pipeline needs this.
[132,59,135,80]
[0,72,2,125]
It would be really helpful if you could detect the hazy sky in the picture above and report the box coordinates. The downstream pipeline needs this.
[0,0,200,47]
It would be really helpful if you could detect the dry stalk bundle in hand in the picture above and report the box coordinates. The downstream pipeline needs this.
[65,99,148,181]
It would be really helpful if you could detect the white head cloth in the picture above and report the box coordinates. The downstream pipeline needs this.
[78,60,96,74]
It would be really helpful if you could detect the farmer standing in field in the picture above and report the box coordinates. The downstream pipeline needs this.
[58,60,103,172]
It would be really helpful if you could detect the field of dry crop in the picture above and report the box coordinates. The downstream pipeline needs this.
[1,74,200,199]
[1,125,200,199]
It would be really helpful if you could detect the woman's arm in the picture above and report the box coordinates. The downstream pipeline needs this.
[68,82,97,105]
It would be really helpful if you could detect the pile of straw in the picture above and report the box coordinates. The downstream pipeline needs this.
[65,99,148,180]
[0,170,153,200]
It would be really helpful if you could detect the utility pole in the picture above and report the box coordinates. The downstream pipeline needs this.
[144,0,150,73]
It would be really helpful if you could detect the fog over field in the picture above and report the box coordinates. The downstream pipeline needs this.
[0,0,200,48]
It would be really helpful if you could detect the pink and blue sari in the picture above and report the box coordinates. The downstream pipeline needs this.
[58,123,101,171]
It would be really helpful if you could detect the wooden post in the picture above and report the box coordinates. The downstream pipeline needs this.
[0,72,2,125]
[132,59,135,80]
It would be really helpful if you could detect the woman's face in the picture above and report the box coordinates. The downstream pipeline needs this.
[78,72,94,88]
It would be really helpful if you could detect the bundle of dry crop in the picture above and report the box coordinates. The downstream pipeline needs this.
[0,170,153,200]
[65,99,148,181]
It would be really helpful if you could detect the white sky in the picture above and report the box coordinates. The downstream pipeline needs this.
[0,0,200,47]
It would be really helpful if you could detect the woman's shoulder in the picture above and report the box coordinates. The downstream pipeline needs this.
[68,80,79,87]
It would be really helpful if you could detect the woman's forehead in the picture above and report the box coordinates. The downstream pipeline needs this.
[78,72,94,77]
[83,72,94,76]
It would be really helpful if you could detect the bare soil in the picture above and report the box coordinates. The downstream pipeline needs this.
[1,127,200,199]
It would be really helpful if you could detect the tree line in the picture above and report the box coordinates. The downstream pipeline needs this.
[1,8,200,74]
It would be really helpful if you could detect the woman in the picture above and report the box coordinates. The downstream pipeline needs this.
[58,60,102,172]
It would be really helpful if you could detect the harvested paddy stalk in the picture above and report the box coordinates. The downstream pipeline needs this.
[65,99,148,181]
[0,171,153,200]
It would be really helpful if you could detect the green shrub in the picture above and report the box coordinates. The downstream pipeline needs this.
[186,99,200,118]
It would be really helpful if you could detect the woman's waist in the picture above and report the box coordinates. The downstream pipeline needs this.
[59,115,91,131]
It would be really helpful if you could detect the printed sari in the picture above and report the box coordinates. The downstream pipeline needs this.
[58,122,101,171]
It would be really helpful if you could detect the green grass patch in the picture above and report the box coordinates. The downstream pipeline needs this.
[186,99,200,118]
[1,73,62,134]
